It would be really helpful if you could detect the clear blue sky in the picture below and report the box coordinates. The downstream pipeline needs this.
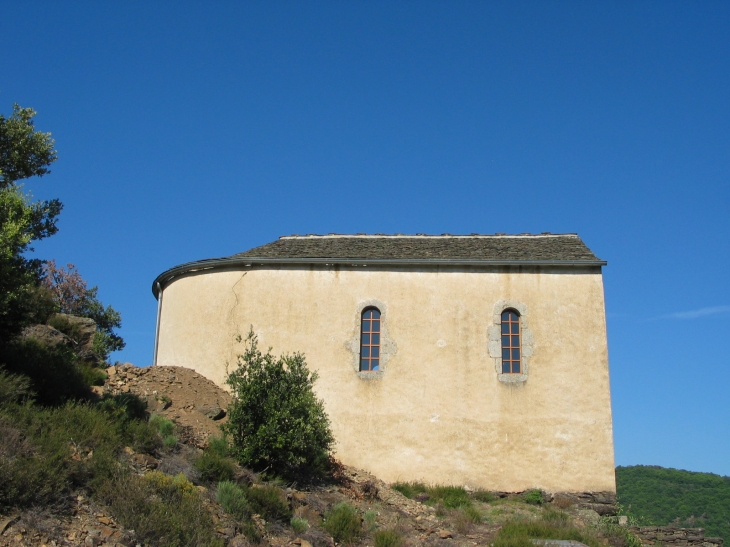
[3,2,728,476]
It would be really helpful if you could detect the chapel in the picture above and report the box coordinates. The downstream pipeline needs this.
[152,233,615,495]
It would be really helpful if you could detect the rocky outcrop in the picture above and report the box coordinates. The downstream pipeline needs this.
[630,526,723,547]
[50,313,96,347]
[20,313,103,364]
[20,324,73,347]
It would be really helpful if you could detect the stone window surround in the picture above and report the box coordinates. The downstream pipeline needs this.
[345,298,397,380]
[488,300,534,383]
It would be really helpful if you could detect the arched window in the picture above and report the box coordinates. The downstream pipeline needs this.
[501,309,521,373]
[360,307,381,371]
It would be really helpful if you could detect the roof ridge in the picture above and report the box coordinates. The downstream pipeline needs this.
[279,233,578,240]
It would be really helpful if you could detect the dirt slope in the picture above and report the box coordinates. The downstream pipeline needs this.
[1,363,609,547]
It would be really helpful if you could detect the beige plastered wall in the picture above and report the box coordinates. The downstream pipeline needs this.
[156,265,615,493]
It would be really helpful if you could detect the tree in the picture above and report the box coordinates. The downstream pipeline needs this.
[41,260,125,359]
[223,330,334,481]
[0,104,57,188]
[0,105,60,342]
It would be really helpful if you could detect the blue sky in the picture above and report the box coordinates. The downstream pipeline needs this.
[3,2,728,476]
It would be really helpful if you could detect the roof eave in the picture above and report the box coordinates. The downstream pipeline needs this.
[152,256,607,298]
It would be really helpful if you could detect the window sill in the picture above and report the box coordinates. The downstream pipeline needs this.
[357,371,384,380]
[498,373,527,384]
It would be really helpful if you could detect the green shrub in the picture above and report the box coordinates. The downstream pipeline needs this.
[391,481,428,499]
[96,393,148,422]
[124,418,163,454]
[391,482,472,508]
[150,414,175,437]
[542,509,569,524]
[374,529,404,547]
[47,314,84,342]
[598,518,643,547]
[0,400,159,511]
[0,415,68,510]
[97,471,222,547]
[291,516,309,534]
[0,339,91,405]
[364,509,378,532]
[207,436,230,457]
[217,480,250,520]
[163,434,178,449]
[0,367,32,406]
[223,330,334,480]
[246,484,291,521]
[429,485,472,508]
[194,450,235,484]
[523,489,544,505]
[323,502,361,545]
[463,505,482,523]
[473,489,496,503]
[493,514,602,547]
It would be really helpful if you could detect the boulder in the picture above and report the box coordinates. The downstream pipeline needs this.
[196,403,225,420]
[49,313,97,348]
[21,324,73,347]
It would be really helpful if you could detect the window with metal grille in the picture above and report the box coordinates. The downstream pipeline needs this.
[501,309,521,373]
[360,307,381,371]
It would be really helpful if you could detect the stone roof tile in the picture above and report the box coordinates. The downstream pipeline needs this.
[231,234,602,262]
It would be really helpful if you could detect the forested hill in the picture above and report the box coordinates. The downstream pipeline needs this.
[616,466,730,540]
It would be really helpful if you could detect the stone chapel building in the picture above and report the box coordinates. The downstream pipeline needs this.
[152,233,615,495]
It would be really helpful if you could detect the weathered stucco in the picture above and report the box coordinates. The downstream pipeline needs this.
[155,264,615,493]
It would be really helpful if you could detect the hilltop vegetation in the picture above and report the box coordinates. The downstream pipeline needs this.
[616,465,730,540]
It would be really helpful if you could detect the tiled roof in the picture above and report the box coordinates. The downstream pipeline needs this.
[231,234,603,263]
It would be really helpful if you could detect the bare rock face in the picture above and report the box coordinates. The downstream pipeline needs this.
[46,313,104,364]
[50,313,97,348]
[21,324,73,347]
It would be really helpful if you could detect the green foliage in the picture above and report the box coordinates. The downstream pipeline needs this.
[97,471,222,547]
[364,509,378,532]
[463,504,483,523]
[148,415,177,450]
[474,489,496,503]
[616,465,730,540]
[0,104,57,188]
[47,313,84,341]
[0,104,59,343]
[97,392,149,422]
[493,512,602,547]
[373,529,404,547]
[0,366,32,405]
[291,516,309,534]
[391,481,428,499]
[429,485,472,508]
[391,482,472,508]
[247,484,292,521]
[194,450,236,484]
[216,480,250,520]
[0,186,60,341]
[323,502,362,545]
[523,489,545,505]
[0,399,160,511]
[0,338,92,405]
[207,435,230,457]
[150,414,175,436]
[598,517,643,547]
[223,329,334,480]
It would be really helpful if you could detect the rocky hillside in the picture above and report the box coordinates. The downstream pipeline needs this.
[0,362,703,547]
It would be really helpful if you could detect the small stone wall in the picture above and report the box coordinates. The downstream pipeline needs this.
[630,526,723,547]
[550,491,618,516]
